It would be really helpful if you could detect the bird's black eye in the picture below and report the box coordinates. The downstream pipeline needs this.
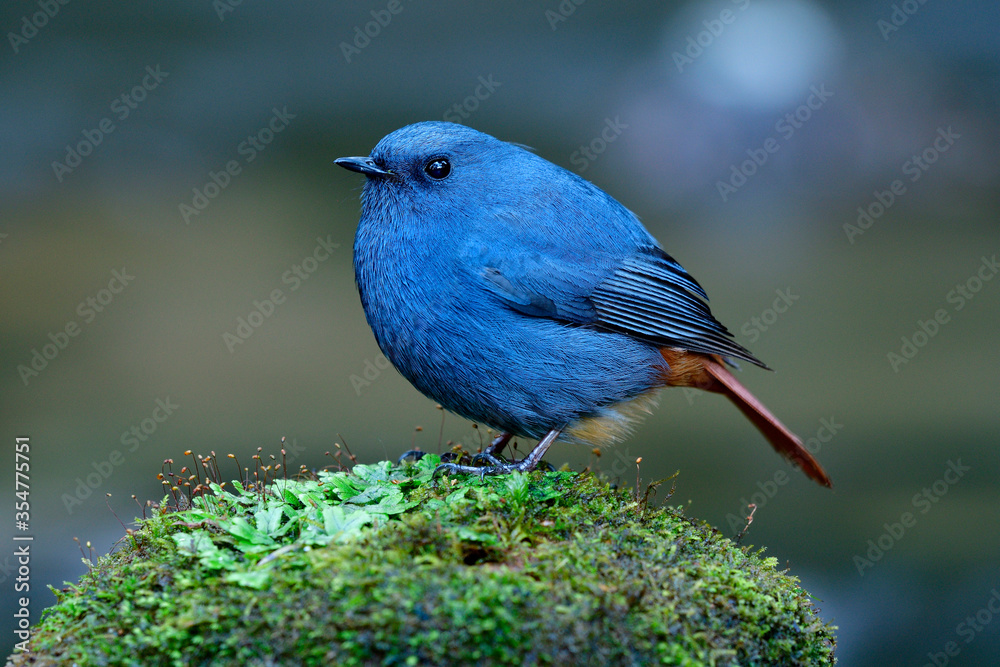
[424,158,451,180]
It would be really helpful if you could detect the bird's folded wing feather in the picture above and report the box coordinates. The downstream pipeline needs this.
[481,244,766,368]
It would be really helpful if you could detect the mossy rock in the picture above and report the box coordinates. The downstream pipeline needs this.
[9,455,835,666]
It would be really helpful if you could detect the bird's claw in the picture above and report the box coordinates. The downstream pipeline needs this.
[397,449,427,464]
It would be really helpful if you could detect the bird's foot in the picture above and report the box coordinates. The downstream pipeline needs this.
[433,460,529,479]
[432,458,555,479]
[431,428,562,479]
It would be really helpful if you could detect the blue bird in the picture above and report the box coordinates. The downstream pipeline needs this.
[337,122,830,487]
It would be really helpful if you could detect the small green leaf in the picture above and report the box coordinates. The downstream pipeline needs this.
[321,472,364,500]
[255,505,285,534]
[224,516,277,551]
[224,570,271,590]
[321,505,373,541]
[344,482,396,505]
[350,460,394,483]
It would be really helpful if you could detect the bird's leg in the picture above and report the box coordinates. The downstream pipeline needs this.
[471,432,513,466]
[511,428,559,471]
[434,428,561,478]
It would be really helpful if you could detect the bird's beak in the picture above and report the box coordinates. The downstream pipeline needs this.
[335,156,392,177]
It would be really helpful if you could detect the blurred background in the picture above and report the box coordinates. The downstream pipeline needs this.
[2,0,998,663]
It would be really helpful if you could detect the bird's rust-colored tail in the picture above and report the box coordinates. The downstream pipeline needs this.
[660,349,832,488]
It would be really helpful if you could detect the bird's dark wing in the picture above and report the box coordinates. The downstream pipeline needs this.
[480,244,766,368]
[589,246,766,367]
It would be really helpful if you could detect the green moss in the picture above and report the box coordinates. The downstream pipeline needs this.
[9,456,835,666]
